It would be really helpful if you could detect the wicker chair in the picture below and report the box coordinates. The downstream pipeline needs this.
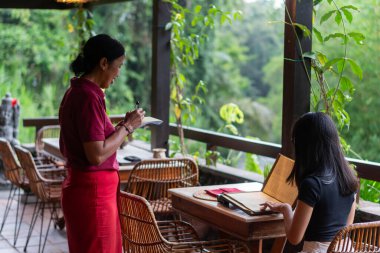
[0,138,31,245]
[327,221,380,252]
[118,191,250,252]
[124,158,199,219]
[14,146,65,253]
[35,125,60,156]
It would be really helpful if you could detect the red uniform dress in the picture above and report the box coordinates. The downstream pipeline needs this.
[59,77,122,253]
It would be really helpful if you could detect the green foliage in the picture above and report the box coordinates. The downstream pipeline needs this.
[165,0,242,154]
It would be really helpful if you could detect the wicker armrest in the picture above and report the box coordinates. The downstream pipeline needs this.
[157,220,200,242]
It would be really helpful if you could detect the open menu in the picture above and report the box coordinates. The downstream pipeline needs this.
[217,154,298,216]
[140,116,163,128]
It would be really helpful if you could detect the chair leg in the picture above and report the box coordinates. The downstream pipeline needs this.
[24,200,40,252]
[0,184,16,232]
[13,187,21,245]
[41,203,56,253]
[38,202,46,253]
[14,191,30,246]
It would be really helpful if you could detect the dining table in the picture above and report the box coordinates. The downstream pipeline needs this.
[169,183,287,253]
[41,138,154,183]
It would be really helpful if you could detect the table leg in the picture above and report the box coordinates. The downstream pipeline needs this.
[271,237,286,253]
[247,239,262,253]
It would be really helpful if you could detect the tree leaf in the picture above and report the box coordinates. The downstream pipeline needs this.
[293,23,311,38]
[340,76,353,92]
[194,5,202,14]
[233,11,243,20]
[303,51,316,60]
[342,9,353,23]
[341,5,359,11]
[346,58,363,79]
[313,27,323,43]
[335,11,342,25]
[323,57,344,71]
[348,32,365,45]
[320,10,335,24]
[324,32,345,42]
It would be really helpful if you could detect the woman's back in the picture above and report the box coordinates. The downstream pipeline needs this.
[299,176,355,242]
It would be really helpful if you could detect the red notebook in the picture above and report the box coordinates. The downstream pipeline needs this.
[205,188,242,197]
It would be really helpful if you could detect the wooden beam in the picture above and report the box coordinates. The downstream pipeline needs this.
[281,0,313,158]
[150,0,171,151]
[0,0,131,10]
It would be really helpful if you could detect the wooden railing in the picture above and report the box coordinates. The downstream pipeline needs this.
[23,116,380,182]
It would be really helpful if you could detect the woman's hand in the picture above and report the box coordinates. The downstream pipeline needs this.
[123,108,145,131]
[260,201,291,213]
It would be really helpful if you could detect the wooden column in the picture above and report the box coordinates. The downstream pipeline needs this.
[151,0,171,151]
[281,0,313,157]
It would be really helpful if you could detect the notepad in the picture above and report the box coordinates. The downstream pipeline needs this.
[140,116,163,128]
[205,188,242,197]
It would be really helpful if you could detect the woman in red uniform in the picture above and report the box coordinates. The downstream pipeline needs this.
[59,34,144,253]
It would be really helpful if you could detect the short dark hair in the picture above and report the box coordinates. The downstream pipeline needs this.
[287,112,358,195]
[70,34,125,76]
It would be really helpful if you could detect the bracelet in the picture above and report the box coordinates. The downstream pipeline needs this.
[123,124,134,135]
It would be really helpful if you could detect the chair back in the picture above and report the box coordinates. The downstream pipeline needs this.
[14,146,49,201]
[118,191,170,252]
[125,158,199,214]
[0,138,24,186]
[327,221,380,252]
[262,153,298,206]
[35,125,60,155]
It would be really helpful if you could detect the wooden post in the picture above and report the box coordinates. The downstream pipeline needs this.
[281,0,313,158]
[151,0,171,152]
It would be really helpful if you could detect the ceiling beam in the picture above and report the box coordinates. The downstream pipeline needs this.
[0,0,131,10]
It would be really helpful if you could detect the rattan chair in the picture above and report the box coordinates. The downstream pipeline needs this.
[118,191,249,252]
[327,221,380,252]
[14,146,65,253]
[0,138,31,245]
[35,125,60,156]
[124,158,199,219]
[0,138,62,246]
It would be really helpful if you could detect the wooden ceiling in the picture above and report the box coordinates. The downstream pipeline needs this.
[0,0,130,10]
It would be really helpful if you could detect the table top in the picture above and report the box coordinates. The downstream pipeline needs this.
[42,138,154,167]
[169,182,286,241]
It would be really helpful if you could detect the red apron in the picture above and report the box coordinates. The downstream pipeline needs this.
[61,168,122,253]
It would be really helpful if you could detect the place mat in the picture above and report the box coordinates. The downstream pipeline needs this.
[193,189,217,201]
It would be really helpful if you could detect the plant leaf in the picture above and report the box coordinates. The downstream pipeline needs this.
[293,23,311,37]
[335,11,342,25]
[320,10,335,24]
[348,32,365,45]
[194,5,202,14]
[342,9,353,23]
[313,27,324,43]
[346,58,363,79]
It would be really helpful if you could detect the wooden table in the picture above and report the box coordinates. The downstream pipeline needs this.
[169,183,286,253]
[41,138,154,183]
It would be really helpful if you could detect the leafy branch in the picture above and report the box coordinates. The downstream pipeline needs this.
[165,0,242,154]
[284,0,364,157]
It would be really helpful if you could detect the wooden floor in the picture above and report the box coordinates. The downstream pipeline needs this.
[0,188,68,253]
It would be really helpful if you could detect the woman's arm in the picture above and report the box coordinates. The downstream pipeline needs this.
[346,196,356,225]
[83,109,144,165]
[83,126,130,165]
[261,200,313,245]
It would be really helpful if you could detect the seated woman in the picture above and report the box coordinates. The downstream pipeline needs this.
[261,112,359,253]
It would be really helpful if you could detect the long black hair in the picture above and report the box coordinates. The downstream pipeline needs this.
[287,112,358,195]
[70,34,125,77]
